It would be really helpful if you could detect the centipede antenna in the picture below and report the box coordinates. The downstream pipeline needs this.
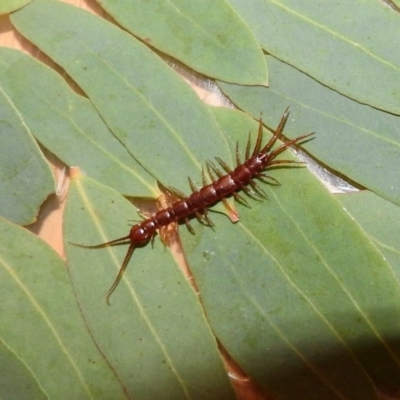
[106,243,136,304]
[70,235,131,249]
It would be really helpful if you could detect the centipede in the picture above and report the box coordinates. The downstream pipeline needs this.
[74,109,312,302]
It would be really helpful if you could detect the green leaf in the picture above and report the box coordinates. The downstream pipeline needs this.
[11,0,233,194]
[64,175,236,400]
[0,216,128,399]
[0,342,47,400]
[337,190,400,284]
[219,56,400,207]
[227,0,400,114]
[96,0,267,85]
[0,47,155,197]
[0,84,54,225]
[6,1,400,398]
[0,0,31,14]
[180,108,400,399]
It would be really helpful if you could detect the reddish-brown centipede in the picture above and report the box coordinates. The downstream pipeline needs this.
[74,109,312,302]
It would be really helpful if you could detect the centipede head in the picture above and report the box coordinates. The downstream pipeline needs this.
[70,223,155,304]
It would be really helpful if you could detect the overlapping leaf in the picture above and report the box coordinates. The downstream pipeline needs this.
[0,84,53,224]
[227,0,400,114]
[180,108,400,399]
[0,0,31,14]
[4,1,400,398]
[96,0,267,85]
[0,47,155,198]
[219,56,400,207]
[0,216,128,399]
[64,174,236,400]
[11,0,233,194]
[338,190,400,285]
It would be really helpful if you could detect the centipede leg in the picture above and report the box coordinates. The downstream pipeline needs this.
[231,191,250,207]
[184,218,196,234]
[188,176,198,193]
[215,157,232,174]
[251,118,263,157]
[207,160,225,179]
[202,210,214,227]
[257,173,281,185]
[248,180,268,199]
[236,142,242,166]
[245,132,251,160]
[260,107,290,155]
[188,175,214,227]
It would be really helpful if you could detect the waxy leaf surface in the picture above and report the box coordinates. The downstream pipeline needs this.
[227,0,400,114]
[0,216,128,399]
[64,174,235,400]
[180,108,400,399]
[96,0,267,85]
[219,56,400,206]
[0,47,155,197]
[11,0,233,194]
[0,81,53,224]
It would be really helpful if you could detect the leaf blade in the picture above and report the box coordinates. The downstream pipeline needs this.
[0,85,54,224]
[0,217,128,399]
[0,47,155,197]
[180,108,400,399]
[227,0,400,113]
[64,175,236,400]
[219,56,400,206]
[11,0,233,194]
[96,0,267,85]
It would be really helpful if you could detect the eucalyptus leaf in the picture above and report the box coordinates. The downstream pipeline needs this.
[178,107,400,399]
[64,175,235,400]
[338,190,400,285]
[11,0,233,194]
[96,0,267,85]
[0,0,31,14]
[0,216,128,399]
[227,0,400,114]
[219,56,400,207]
[0,84,53,225]
[0,47,155,197]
